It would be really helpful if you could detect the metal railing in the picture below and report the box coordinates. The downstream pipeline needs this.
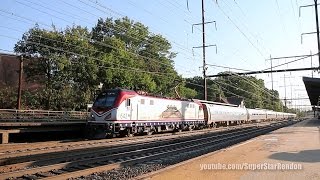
[0,109,89,122]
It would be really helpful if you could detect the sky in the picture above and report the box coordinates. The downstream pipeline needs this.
[0,0,319,110]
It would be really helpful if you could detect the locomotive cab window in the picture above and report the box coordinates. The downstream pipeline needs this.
[93,90,119,108]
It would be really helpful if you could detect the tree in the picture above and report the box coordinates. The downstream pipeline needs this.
[91,17,180,95]
[12,17,197,110]
[14,25,99,110]
[185,76,225,100]
[184,74,284,111]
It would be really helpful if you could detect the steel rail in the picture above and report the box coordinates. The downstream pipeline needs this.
[0,125,256,173]
[0,122,268,158]
[0,120,295,179]
[43,120,294,180]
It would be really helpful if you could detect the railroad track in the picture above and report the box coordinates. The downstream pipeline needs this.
[0,121,271,159]
[0,125,256,171]
[0,120,297,180]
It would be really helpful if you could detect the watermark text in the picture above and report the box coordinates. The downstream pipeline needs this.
[200,163,302,171]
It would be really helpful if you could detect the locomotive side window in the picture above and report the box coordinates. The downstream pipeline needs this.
[126,99,131,106]
[150,100,154,105]
[141,99,145,105]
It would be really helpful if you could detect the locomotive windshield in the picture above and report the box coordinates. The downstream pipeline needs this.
[93,90,119,108]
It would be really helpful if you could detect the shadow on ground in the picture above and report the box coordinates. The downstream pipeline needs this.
[292,118,320,127]
[269,149,320,163]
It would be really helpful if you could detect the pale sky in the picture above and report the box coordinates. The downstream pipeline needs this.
[1,0,319,110]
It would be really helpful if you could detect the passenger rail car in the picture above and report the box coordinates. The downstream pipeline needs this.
[87,89,296,138]
[247,108,267,122]
[201,101,247,127]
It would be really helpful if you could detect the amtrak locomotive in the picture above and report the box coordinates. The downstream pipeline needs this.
[87,89,296,138]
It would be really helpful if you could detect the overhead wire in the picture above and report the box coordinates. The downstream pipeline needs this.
[213,78,278,105]
[222,0,272,55]
[0,0,304,107]
[290,0,303,36]
[0,36,280,106]
[262,53,318,71]
[0,8,198,76]
[213,0,267,59]
[84,0,203,58]
[207,66,283,103]
[206,63,252,72]
[274,0,290,43]
[0,34,177,76]
[224,71,280,100]
[0,3,203,78]
[0,30,251,101]
[14,0,202,72]
[212,63,315,107]
[76,0,203,71]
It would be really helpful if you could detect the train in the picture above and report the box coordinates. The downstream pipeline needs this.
[86,88,296,138]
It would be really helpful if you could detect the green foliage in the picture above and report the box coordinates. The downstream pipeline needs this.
[185,77,225,101]
[91,17,179,95]
[8,17,287,112]
[9,17,195,110]
[14,24,99,110]
[0,87,17,109]
[184,75,284,111]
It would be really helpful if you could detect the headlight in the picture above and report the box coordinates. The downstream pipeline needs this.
[90,113,95,121]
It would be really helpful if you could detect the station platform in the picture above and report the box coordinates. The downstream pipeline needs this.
[0,123,86,144]
[0,109,88,144]
[143,118,320,180]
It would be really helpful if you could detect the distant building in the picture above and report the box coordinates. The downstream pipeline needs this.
[0,53,41,91]
[0,53,20,87]
[214,95,244,107]
[226,96,245,107]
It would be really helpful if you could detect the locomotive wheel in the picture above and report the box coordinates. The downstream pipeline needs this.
[105,133,113,139]
[188,125,194,131]
[173,128,182,133]
[212,123,217,128]
[119,129,131,137]
[126,129,134,137]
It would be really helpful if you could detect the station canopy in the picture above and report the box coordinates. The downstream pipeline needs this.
[303,77,320,107]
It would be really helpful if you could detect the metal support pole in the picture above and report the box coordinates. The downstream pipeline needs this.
[270,55,274,110]
[311,50,314,77]
[290,85,293,109]
[202,0,207,101]
[17,56,23,110]
[315,0,320,66]
[283,74,287,112]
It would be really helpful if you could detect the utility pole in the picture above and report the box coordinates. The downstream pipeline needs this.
[311,51,314,77]
[269,55,274,109]
[300,0,320,66]
[281,75,294,112]
[315,0,320,66]
[283,74,287,112]
[192,0,217,101]
[201,0,207,101]
[279,84,301,109]
[310,51,313,78]
[17,56,23,110]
